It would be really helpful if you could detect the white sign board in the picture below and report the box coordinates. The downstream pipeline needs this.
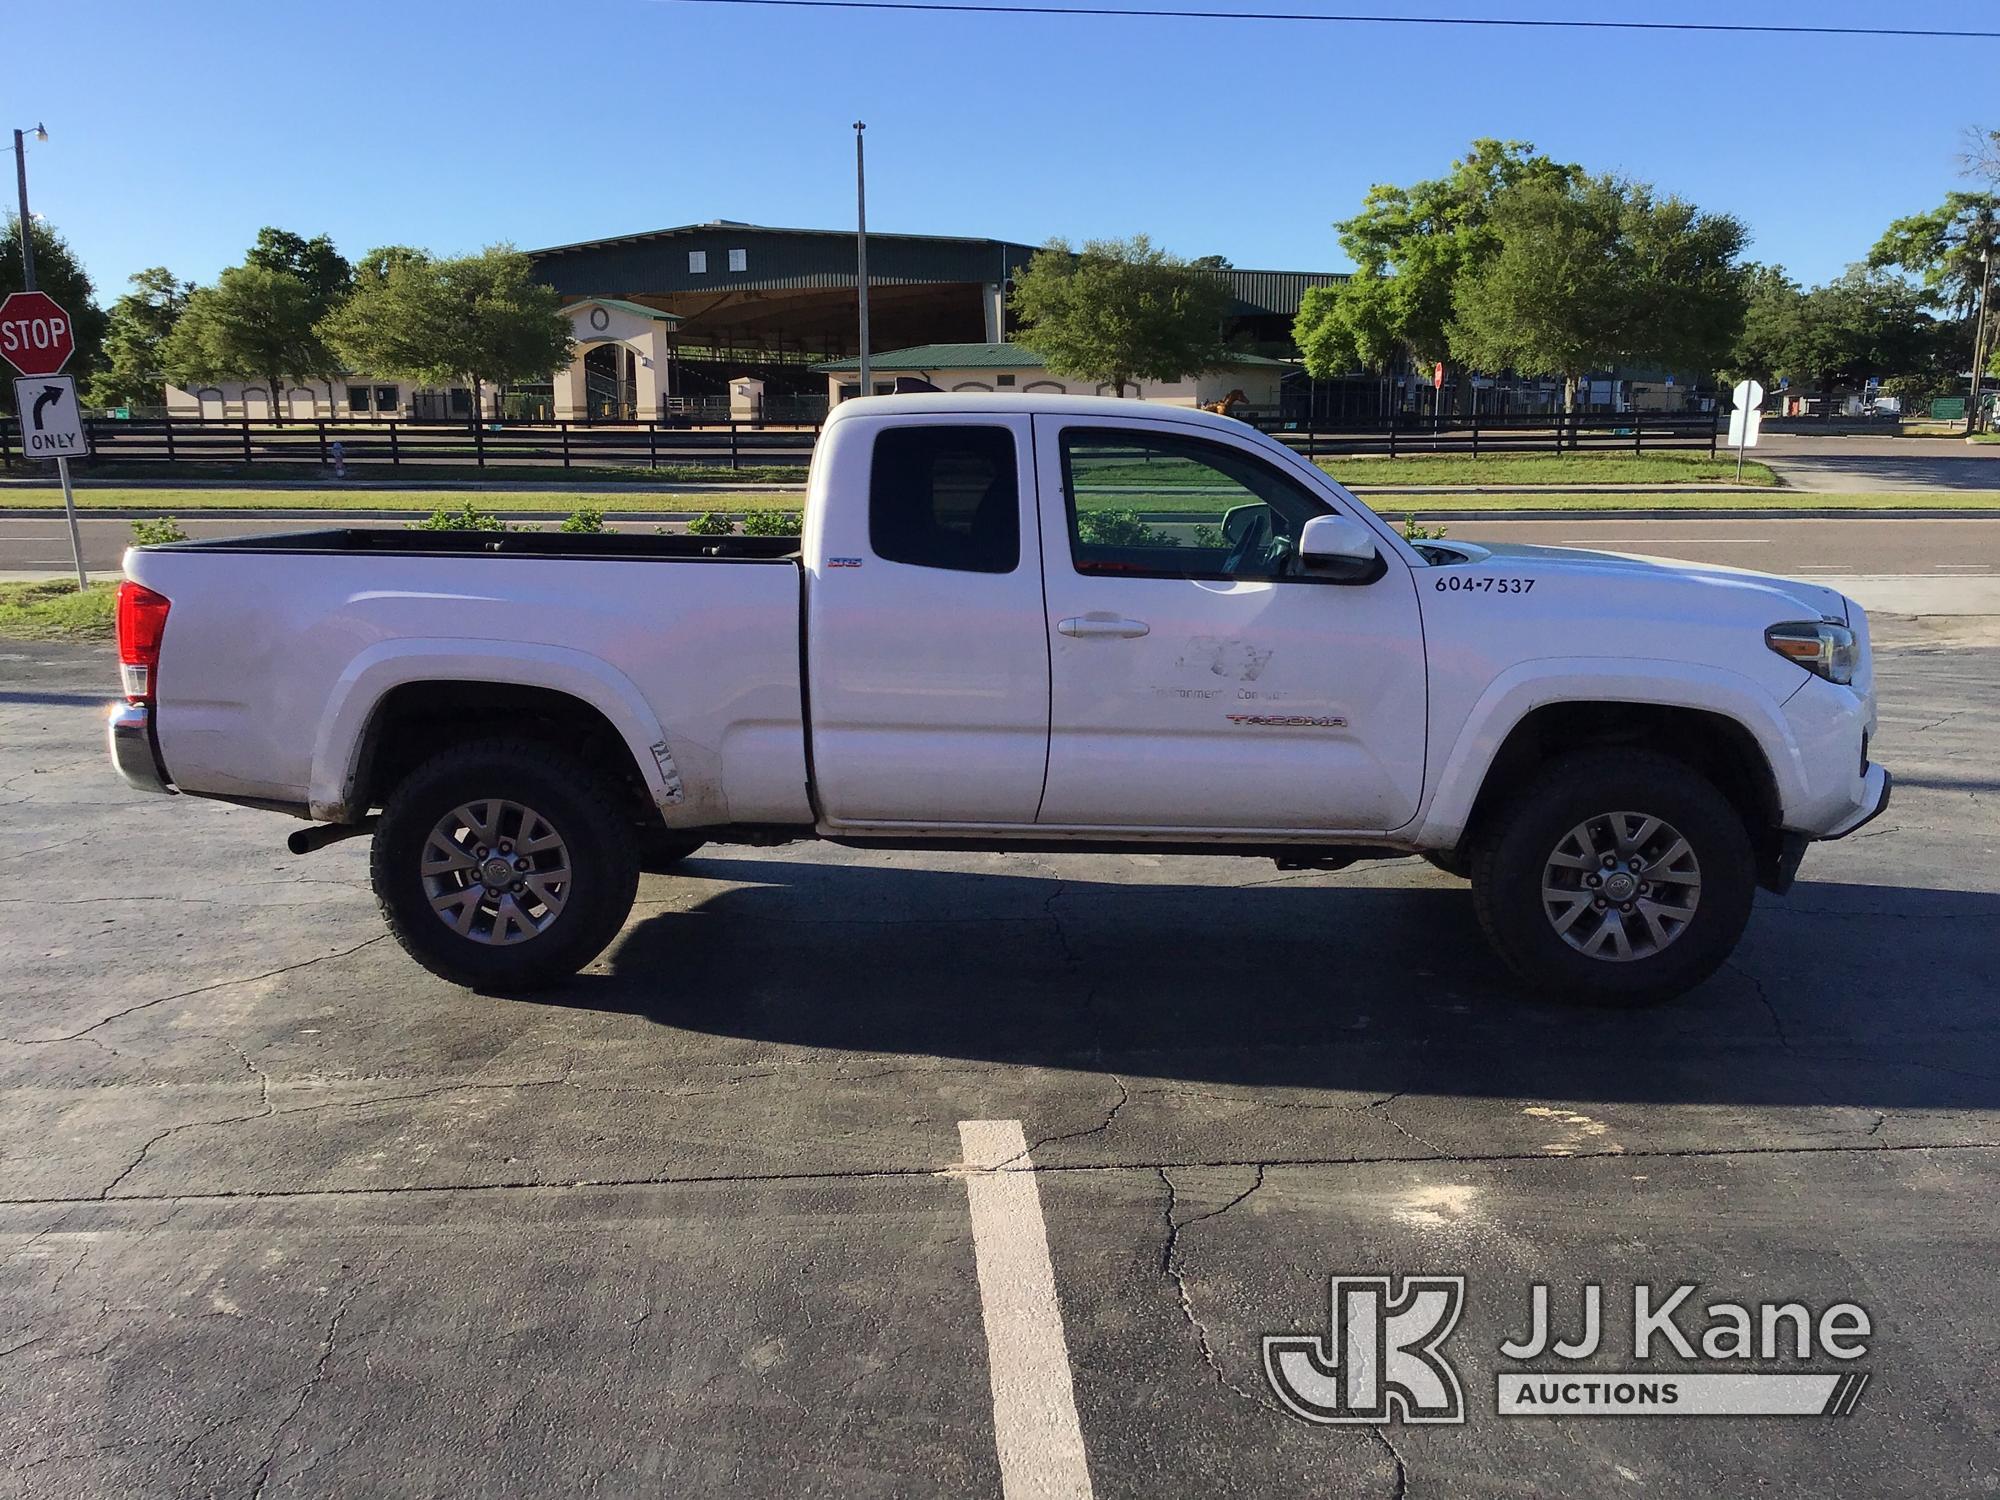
[13,374,89,458]
[1727,378,1765,449]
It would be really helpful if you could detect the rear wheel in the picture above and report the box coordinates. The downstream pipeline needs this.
[1469,750,1754,1005]
[372,738,639,990]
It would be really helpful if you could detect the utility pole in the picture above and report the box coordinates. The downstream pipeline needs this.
[1968,241,1994,436]
[854,121,871,399]
[11,122,82,589]
[13,128,39,288]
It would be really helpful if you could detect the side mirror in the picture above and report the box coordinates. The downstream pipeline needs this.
[1297,514,1381,581]
[1220,502,1267,545]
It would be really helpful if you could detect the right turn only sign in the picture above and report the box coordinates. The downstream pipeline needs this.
[12,373,90,458]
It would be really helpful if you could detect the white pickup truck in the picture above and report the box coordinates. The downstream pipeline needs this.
[108,394,1889,1002]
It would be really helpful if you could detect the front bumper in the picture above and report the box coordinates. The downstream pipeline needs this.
[1822,763,1891,840]
[108,702,175,795]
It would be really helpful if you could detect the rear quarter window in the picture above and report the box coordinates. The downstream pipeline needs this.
[868,426,1020,574]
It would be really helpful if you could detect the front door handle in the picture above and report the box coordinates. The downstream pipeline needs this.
[1058,614,1151,639]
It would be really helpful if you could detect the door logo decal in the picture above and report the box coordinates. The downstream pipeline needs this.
[1180,636,1275,682]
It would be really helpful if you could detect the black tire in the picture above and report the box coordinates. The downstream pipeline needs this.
[638,830,707,873]
[1469,749,1755,1006]
[371,737,640,990]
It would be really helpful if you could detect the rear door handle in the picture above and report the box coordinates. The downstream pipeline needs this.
[1058,615,1150,639]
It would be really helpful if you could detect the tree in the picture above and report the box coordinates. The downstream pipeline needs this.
[1869,192,1998,319]
[1293,139,1577,391]
[160,262,335,418]
[0,217,106,410]
[318,245,574,405]
[1448,173,1748,410]
[245,228,351,322]
[1728,264,1804,387]
[88,267,190,408]
[1788,268,1938,395]
[1871,151,2000,428]
[1007,235,1232,396]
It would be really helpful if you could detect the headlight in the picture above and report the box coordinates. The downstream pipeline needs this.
[1765,621,1857,685]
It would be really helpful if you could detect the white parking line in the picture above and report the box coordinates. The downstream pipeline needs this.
[958,1120,1094,1500]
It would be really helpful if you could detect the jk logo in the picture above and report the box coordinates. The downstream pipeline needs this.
[1263,1276,1467,1425]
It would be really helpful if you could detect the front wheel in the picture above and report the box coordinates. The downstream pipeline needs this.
[1469,750,1755,1005]
[371,738,640,990]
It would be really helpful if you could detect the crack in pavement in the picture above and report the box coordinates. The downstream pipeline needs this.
[1371,1426,1410,1500]
[95,1040,281,1200]
[1000,1075,1130,1169]
[11,1134,1992,1210]
[2,935,389,1046]
[1158,1164,1271,1408]
[247,1280,359,1500]
[1729,961,1796,1056]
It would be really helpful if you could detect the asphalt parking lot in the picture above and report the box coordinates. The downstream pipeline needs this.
[4,617,1999,1497]
[1755,432,2000,492]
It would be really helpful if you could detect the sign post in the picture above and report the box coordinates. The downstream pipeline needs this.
[0,290,85,586]
[1727,377,1766,483]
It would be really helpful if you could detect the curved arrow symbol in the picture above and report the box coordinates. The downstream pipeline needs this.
[31,383,63,430]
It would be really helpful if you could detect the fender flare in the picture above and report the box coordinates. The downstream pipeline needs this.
[1405,656,1802,849]
[306,638,683,821]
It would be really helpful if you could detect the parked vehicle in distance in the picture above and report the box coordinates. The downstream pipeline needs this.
[109,395,1890,1003]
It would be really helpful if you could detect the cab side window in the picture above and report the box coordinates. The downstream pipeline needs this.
[1061,429,1330,582]
[869,426,1021,574]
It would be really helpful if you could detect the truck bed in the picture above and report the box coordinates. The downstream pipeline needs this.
[149,527,802,563]
[125,530,812,828]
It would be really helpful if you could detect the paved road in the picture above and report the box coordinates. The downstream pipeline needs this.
[1,512,1997,579]
[2,623,1996,1496]
[1755,432,2000,492]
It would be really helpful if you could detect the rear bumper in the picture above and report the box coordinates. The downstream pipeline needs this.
[108,702,175,795]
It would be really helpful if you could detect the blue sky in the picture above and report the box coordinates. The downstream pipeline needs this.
[16,1,1997,303]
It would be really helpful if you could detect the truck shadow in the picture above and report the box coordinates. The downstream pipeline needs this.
[565,854,2000,1111]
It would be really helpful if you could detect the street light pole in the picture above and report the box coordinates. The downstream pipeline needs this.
[10,122,84,589]
[854,121,871,399]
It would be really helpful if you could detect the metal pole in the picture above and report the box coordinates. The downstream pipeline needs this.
[15,125,83,588]
[854,122,871,398]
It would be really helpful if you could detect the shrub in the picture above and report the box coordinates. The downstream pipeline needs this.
[1077,508,1177,547]
[686,511,736,536]
[741,508,804,537]
[1401,515,1448,541]
[411,500,507,532]
[559,505,606,534]
[130,516,189,546]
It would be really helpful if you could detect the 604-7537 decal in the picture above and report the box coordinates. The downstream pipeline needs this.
[1435,575,1536,593]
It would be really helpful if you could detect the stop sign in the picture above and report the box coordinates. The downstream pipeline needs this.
[0,291,76,377]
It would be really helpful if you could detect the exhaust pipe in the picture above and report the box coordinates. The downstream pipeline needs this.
[286,817,378,856]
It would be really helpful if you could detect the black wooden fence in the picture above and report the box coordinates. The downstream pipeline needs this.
[0,407,1718,475]
[1249,409,1721,458]
[0,417,820,474]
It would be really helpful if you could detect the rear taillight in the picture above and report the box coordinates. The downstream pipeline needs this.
[116,582,171,703]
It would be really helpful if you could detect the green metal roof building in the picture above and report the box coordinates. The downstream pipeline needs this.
[527,221,1343,367]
